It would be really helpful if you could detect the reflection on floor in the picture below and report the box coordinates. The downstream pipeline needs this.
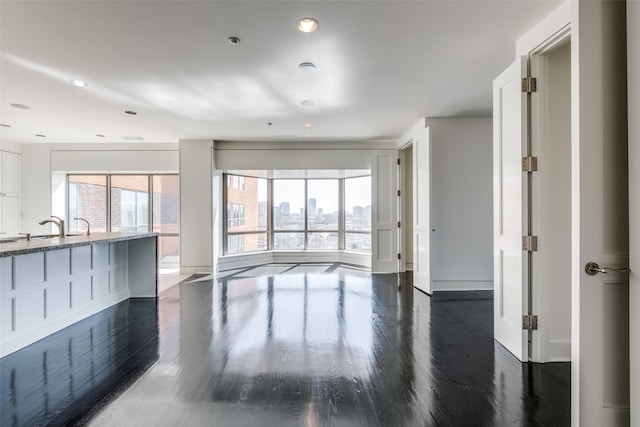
[2,263,571,426]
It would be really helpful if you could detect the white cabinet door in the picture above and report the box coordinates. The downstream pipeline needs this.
[0,151,19,197]
[0,196,19,236]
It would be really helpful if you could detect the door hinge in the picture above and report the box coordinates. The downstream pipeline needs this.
[397,253,402,260]
[397,158,401,165]
[522,315,539,331]
[397,190,401,197]
[522,156,538,172]
[397,221,401,228]
[522,76,537,93]
[522,235,539,252]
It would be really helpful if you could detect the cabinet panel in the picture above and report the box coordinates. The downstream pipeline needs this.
[15,253,44,288]
[71,276,92,309]
[71,246,91,275]
[16,288,45,332]
[0,151,19,196]
[1,196,19,236]
[93,271,109,299]
[47,281,71,319]
[93,244,109,269]
[46,249,71,280]
[1,297,14,335]
[0,257,12,292]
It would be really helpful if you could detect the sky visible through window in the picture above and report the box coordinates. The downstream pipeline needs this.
[272,178,370,214]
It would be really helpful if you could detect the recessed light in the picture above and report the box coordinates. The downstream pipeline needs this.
[305,134,311,137]
[298,62,316,72]
[96,134,106,138]
[125,110,137,115]
[11,103,30,109]
[300,99,316,107]
[228,36,240,45]
[119,136,144,141]
[297,18,318,33]
[35,134,46,138]
[0,124,11,128]
[304,123,312,128]
[71,79,88,87]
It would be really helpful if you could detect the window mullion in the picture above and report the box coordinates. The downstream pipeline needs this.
[339,178,345,250]
[106,175,112,232]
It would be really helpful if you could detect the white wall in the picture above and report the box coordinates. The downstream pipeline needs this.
[628,0,640,423]
[214,140,395,171]
[428,118,493,291]
[19,143,178,234]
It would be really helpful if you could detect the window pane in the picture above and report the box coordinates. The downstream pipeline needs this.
[345,176,371,231]
[273,180,305,230]
[273,232,304,250]
[158,235,180,271]
[152,175,180,234]
[111,175,149,233]
[226,175,267,233]
[227,233,267,254]
[307,179,339,230]
[345,233,371,252]
[68,175,107,233]
[307,232,339,250]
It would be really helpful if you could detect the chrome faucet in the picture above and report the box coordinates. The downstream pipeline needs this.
[74,217,91,235]
[38,216,65,237]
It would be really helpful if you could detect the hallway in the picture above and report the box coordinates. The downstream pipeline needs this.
[1,264,570,426]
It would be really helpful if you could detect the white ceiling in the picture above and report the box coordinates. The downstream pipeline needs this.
[0,0,561,145]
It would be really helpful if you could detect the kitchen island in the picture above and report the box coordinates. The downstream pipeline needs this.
[0,232,157,357]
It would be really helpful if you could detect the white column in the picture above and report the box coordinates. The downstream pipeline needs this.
[179,140,214,274]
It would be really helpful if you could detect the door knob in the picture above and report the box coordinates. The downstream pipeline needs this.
[585,261,630,276]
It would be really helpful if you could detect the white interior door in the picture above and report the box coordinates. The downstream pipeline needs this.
[371,150,399,273]
[412,128,431,294]
[493,58,528,361]
[573,1,629,425]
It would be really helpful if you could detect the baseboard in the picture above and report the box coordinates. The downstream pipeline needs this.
[431,280,493,292]
[216,251,370,272]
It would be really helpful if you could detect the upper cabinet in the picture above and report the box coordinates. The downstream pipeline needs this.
[1,150,20,197]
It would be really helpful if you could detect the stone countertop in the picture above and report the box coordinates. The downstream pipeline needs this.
[0,232,158,257]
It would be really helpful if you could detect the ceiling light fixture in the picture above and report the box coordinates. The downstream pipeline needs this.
[71,79,88,87]
[11,103,30,109]
[297,18,318,33]
[298,62,316,72]
[300,99,316,107]
[96,134,106,138]
[35,134,46,138]
[228,36,240,45]
[304,123,312,127]
[125,110,137,115]
[0,124,11,128]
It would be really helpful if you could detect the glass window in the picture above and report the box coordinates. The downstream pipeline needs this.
[345,232,371,252]
[307,179,339,231]
[111,175,149,233]
[345,176,371,232]
[307,232,339,250]
[273,180,305,231]
[68,175,108,233]
[152,175,180,268]
[225,175,267,254]
[273,232,305,250]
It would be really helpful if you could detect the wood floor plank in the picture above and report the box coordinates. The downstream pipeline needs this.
[1,265,570,426]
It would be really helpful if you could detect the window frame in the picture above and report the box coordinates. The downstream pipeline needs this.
[223,173,371,255]
[223,173,269,254]
[66,173,180,262]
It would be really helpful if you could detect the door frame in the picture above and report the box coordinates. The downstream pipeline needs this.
[515,1,630,425]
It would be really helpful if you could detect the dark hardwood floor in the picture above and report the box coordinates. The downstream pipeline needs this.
[1,263,570,426]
